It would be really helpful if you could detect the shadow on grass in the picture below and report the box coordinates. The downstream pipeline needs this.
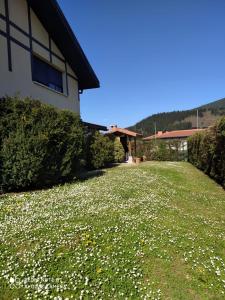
[0,170,106,196]
[0,164,122,196]
[76,169,105,181]
[76,163,122,181]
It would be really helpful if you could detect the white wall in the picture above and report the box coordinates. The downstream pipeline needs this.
[0,0,5,16]
[0,0,80,114]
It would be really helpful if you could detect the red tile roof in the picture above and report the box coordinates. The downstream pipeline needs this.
[143,129,204,140]
[107,127,142,137]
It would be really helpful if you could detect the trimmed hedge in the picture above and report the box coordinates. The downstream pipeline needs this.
[188,117,225,187]
[113,139,125,163]
[0,97,84,192]
[136,140,187,161]
[85,131,114,169]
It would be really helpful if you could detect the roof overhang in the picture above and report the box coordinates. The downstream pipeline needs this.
[28,0,99,90]
[107,127,142,138]
[83,122,107,131]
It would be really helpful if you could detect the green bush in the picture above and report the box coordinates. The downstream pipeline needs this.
[155,141,170,160]
[113,139,125,162]
[188,117,225,187]
[135,141,145,158]
[137,140,187,161]
[0,97,84,191]
[85,131,113,169]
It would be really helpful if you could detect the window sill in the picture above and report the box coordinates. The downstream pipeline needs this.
[33,81,68,97]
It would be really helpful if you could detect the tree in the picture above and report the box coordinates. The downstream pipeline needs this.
[86,132,113,169]
[113,139,125,162]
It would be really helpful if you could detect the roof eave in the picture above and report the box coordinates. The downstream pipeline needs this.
[28,0,100,90]
[83,121,107,131]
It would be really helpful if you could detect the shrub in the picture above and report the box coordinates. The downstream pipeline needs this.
[85,131,113,169]
[138,140,187,161]
[135,141,145,158]
[188,116,225,187]
[0,97,84,191]
[140,142,153,160]
[155,141,170,160]
[113,139,125,162]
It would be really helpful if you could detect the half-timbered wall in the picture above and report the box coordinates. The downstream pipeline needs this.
[0,0,80,114]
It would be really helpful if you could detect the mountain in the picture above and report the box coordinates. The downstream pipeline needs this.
[128,98,225,137]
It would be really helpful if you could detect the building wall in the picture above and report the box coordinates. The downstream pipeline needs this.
[0,0,80,114]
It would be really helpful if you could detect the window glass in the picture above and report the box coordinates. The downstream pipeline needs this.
[32,56,63,93]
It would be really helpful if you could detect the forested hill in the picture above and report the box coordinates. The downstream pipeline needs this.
[128,98,225,137]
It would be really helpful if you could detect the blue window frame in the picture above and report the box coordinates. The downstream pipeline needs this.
[32,55,63,93]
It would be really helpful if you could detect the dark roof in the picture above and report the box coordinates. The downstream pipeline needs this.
[28,0,99,90]
[83,122,107,131]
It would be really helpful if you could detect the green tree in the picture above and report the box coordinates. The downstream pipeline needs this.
[113,139,125,162]
[86,132,113,169]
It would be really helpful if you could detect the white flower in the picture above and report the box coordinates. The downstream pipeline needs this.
[9,277,15,284]
[215,268,221,276]
[85,276,89,286]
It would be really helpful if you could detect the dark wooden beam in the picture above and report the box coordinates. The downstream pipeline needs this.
[4,0,12,71]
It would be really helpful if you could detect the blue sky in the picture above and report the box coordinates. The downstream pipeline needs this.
[58,0,225,128]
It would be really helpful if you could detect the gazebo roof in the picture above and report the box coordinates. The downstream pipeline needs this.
[107,127,142,137]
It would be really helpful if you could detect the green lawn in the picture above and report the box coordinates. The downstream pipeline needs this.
[0,162,225,299]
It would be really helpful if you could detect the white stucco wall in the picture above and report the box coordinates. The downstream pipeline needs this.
[0,0,80,114]
[0,0,5,15]
[0,17,5,31]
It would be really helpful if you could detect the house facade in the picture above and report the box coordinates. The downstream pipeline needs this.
[143,129,204,151]
[0,0,99,114]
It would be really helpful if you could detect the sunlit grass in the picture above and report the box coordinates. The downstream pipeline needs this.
[0,162,225,299]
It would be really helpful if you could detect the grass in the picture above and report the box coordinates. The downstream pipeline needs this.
[0,161,225,299]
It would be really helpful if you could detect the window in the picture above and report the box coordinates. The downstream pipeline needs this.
[32,56,63,93]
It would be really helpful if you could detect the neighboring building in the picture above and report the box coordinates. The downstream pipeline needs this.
[106,125,142,161]
[0,0,99,114]
[143,129,204,151]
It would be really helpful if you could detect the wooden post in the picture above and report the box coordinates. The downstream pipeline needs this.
[134,137,137,157]
[128,137,132,156]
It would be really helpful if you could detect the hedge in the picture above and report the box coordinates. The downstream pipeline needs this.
[85,131,114,169]
[188,116,225,187]
[136,140,187,161]
[0,97,84,192]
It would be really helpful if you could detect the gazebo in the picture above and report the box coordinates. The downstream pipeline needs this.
[106,125,142,162]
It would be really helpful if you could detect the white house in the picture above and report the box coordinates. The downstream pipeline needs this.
[0,0,99,114]
[143,129,205,151]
